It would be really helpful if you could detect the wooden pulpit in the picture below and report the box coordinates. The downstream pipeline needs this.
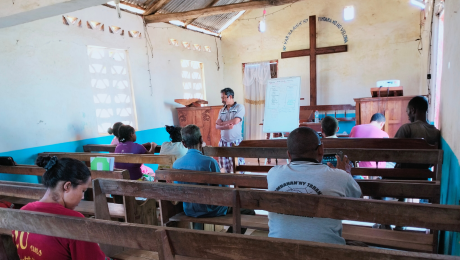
[354,95,418,138]
[176,106,222,147]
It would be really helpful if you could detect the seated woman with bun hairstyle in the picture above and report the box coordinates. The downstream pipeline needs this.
[108,122,123,145]
[12,156,109,260]
[159,125,188,161]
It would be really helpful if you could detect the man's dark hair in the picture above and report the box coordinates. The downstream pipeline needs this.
[166,125,182,142]
[370,113,386,123]
[181,124,202,148]
[408,96,428,112]
[221,88,234,98]
[321,116,338,137]
[287,127,321,157]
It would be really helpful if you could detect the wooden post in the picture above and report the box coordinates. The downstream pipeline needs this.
[155,229,175,260]
[92,179,124,256]
[0,234,19,260]
[232,190,241,234]
[309,15,316,106]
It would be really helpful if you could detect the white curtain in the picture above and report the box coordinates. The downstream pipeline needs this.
[243,62,271,140]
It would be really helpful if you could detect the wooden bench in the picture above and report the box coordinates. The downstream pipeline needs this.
[1,208,458,260]
[203,146,443,180]
[238,138,439,149]
[92,179,460,254]
[83,144,162,154]
[155,169,440,252]
[0,181,125,219]
[238,138,437,165]
[0,165,130,188]
[38,152,175,166]
[0,165,157,226]
[155,169,440,200]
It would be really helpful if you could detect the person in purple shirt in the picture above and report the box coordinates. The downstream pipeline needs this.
[114,125,156,180]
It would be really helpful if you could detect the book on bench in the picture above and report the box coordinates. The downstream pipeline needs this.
[90,157,114,171]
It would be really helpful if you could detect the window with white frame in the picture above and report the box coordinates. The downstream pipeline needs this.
[181,60,206,100]
[87,46,138,134]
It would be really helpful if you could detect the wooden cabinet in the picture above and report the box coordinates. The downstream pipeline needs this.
[176,106,222,147]
[354,96,416,138]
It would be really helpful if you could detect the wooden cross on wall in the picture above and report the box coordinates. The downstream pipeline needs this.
[281,15,348,106]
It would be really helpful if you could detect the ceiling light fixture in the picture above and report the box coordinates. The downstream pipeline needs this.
[258,9,266,33]
[410,0,426,9]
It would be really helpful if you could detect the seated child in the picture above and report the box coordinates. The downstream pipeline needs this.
[114,125,156,180]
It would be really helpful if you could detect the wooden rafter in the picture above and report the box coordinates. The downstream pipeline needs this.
[143,0,173,16]
[119,1,146,10]
[145,0,303,24]
[184,0,220,26]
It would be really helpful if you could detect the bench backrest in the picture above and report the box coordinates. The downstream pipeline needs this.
[0,165,129,187]
[83,144,162,153]
[1,208,456,260]
[93,179,460,232]
[203,147,444,180]
[155,169,440,201]
[38,152,175,165]
[238,138,438,149]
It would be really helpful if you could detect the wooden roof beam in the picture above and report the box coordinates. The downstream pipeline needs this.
[143,0,173,16]
[145,0,303,24]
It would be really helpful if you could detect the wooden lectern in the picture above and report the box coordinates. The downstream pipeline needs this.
[354,90,418,137]
[176,104,222,147]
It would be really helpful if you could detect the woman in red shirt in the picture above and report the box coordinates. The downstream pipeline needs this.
[12,156,110,260]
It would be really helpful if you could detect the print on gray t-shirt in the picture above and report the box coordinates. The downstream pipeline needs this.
[267,161,362,245]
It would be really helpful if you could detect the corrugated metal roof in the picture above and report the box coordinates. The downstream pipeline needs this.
[120,0,249,34]
[121,0,154,9]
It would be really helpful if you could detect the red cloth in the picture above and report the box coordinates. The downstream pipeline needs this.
[12,201,106,260]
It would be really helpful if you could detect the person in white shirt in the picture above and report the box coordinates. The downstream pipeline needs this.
[159,125,188,169]
[215,88,245,173]
[267,127,362,245]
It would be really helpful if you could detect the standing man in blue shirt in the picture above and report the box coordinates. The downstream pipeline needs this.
[215,88,245,173]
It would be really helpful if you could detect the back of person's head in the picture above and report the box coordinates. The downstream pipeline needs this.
[107,122,123,137]
[408,96,429,112]
[221,88,234,98]
[287,127,321,158]
[181,124,202,148]
[118,125,135,143]
[36,156,91,189]
[321,116,339,137]
[166,125,182,143]
[370,113,386,123]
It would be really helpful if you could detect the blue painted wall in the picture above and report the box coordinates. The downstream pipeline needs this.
[440,137,460,255]
[318,113,356,135]
[0,127,170,183]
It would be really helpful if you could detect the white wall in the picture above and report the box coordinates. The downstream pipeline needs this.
[221,0,424,106]
[146,23,224,124]
[0,5,223,153]
[439,0,460,156]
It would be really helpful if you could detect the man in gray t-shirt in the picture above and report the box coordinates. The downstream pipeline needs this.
[267,127,362,245]
[216,88,245,173]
